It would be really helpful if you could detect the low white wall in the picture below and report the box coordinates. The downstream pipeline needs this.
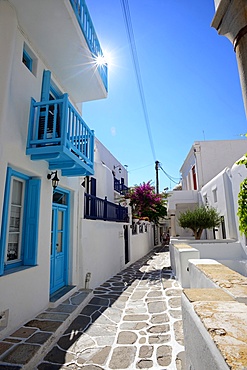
[192,241,245,260]
[169,243,200,288]
[80,219,126,290]
[188,259,220,289]
[130,223,153,263]
[170,239,247,287]
[218,259,247,277]
[0,265,49,340]
[181,292,231,370]
[80,220,155,290]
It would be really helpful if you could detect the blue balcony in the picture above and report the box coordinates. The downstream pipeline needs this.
[26,94,94,177]
[114,178,129,195]
[9,0,108,102]
[84,194,129,222]
[70,0,108,92]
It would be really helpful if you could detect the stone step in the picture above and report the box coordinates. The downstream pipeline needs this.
[0,289,93,369]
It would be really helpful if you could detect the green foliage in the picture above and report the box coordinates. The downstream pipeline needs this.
[125,181,167,225]
[236,154,247,235]
[178,206,221,240]
[238,178,247,235]
[236,154,247,166]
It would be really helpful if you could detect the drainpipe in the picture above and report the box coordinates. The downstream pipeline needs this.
[85,272,91,289]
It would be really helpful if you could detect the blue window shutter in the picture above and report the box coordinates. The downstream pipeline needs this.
[41,70,51,101]
[23,179,41,265]
[0,168,12,275]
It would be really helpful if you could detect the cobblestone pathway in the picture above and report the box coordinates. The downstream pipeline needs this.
[37,246,185,369]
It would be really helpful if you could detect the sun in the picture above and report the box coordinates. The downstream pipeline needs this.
[95,51,112,68]
[96,55,106,67]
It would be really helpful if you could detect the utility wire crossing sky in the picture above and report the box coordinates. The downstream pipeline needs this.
[84,0,247,192]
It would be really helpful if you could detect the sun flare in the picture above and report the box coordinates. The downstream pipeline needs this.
[95,51,112,68]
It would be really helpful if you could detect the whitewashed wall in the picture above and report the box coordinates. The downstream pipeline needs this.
[0,3,81,338]
[79,219,154,290]
[200,168,237,240]
[130,222,154,263]
[80,219,127,289]
[94,138,128,203]
[180,140,247,191]
[0,1,124,339]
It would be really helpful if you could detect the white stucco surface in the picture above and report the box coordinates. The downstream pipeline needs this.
[182,293,235,370]
[188,259,221,289]
[130,224,153,263]
[0,0,132,340]
[201,168,237,240]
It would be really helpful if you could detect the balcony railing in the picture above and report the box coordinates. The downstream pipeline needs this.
[84,194,128,222]
[114,178,129,195]
[26,93,94,177]
[70,0,108,92]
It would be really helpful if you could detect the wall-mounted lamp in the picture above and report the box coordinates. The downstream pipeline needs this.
[47,171,60,190]
[114,165,122,173]
[81,177,91,188]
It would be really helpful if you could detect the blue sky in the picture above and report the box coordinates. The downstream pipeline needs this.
[83,0,246,192]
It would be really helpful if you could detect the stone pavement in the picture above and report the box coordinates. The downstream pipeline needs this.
[0,246,185,369]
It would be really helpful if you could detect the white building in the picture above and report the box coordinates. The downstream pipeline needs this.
[0,0,155,340]
[200,168,237,240]
[168,139,247,238]
[201,158,247,245]
[181,140,247,191]
[0,0,154,340]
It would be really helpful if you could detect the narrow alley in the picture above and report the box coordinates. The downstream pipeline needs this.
[36,246,185,369]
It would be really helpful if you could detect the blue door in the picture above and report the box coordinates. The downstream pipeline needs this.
[50,191,69,294]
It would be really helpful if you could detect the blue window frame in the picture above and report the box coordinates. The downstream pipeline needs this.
[22,49,33,72]
[0,168,41,275]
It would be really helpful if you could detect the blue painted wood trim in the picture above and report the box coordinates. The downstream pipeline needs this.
[54,187,70,288]
[41,70,51,101]
[26,93,94,177]
[26,98,36,151]
[0,168,12,275]
[23,178,41,265]
[61,93,69,146]
[69,0,108,92]
[0,168,41,274]
[90,130,95,165]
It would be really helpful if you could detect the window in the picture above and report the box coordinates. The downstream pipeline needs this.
[22,49,33,71]
[0,168,41,275]
[22,43,37,75]
[192,165,197,190]
[5,178,25,264]
[212,188,217,203]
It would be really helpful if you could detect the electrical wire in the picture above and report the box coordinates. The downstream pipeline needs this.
[159,164,180,184]
[120,0,156,162]
[128,163,154,173]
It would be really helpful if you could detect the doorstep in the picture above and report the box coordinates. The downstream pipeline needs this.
[0,288,93,369]
[49,285,77,308]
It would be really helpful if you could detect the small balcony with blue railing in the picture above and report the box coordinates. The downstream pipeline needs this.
[84,194,129,222]
[26,93,94,177]
[114,178,129,195]
[10,0,108,103]
[70,0,108,93]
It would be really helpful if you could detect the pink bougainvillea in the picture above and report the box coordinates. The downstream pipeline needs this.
[125,181,167,224]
